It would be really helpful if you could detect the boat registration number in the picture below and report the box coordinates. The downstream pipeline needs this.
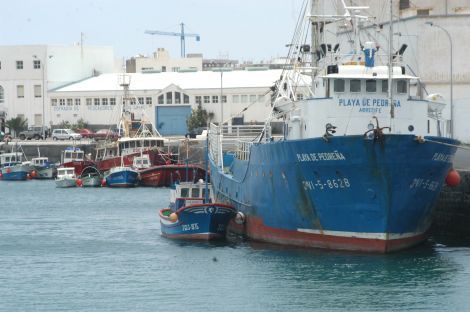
[182,223,200,231]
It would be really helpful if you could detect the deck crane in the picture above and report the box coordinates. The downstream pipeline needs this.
[144,23,200,58]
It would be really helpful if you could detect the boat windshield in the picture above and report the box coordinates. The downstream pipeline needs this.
[180,188,189,198]
[191,188,200,198]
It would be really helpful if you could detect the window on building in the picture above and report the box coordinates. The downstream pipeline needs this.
[0,85,4,103]
[334,79,345,92]
[212,95,218,103]
[399,0,410,10]
[86,98,92,106]
[183,94,189,104]
[146,97,152,105]
[67,98,73,106]
[250,95,257,103]
[130,98,136,105]
[17,85,24,98]
[297,94,304,100]
[75,99,81,106]
[33,60,41,69]
[158,94,164,104]
[381,80,388,93]
[34,85,42,98]
[175,92,181,104]
[59,99,65,106]
[232,95,239,103]
[417,9,430,16]
[0,61,2,70]
[241,95,248,103]
[162,66,167,72]
[397,80,407,94]
[366,80,376,93]
[166,92,172,104]
[110,98,116,105]
[51,99,58,106]
[350,79,361,93]
[222,95,227,103]
[195,96,202,104]
[94,98,100,105]
[102,98,108,105]
[16,61,23,70]
[203,96,210,104]
[257,95,264,102]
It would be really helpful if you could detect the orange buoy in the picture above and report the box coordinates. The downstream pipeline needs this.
[101,178,107,187]
[0,172,3,179]
[30,170,37,178]
[27,173,32,180]
[445,169,461,187]
[76,178,83,187]
[169,213,178,222]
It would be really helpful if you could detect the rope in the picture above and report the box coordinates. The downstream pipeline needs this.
[415,136,470,151]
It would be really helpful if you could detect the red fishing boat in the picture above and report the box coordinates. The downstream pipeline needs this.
[61,147,95,176]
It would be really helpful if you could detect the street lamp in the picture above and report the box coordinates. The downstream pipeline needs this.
[425,21,453,138]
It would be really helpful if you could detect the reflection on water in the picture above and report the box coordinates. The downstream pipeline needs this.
[1,180,470,311]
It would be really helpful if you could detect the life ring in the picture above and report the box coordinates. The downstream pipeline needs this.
[234,212,246,225]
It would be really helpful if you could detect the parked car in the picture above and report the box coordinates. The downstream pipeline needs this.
[51,129,82,140]
[77,128,95,139]
[18,126,45,140]
[94,129,119,141]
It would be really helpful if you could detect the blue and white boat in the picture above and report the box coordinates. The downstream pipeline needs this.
[104,166,139,187]
[55,167,77,188]
[159,180,236,240]
[208,1,460,252]
[31,157,57,179]
[0,152,30,181]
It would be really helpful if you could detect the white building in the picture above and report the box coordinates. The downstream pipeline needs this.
[50,69,309,136]
[126,48,203,73]
[0,44,116,131]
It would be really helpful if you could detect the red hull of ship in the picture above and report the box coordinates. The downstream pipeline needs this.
[96,149,169,173]
[139,164,207,187]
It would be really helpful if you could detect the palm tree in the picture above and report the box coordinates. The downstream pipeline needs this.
[5,116,28,137]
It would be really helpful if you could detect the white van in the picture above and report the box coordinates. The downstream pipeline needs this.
[51,129,82,140]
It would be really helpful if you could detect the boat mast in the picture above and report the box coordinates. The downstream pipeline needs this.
[311,0,320,89]
[388,0,395,122]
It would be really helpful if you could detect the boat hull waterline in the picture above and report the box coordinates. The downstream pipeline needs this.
[210,134,459,253]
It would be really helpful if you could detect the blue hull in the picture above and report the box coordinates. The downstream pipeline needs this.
[209,135,459,252]
[159,204,236,240]
[105,170,139,187]
[1,167,28,181]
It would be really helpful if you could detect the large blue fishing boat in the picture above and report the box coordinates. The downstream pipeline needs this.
[159,180,236,240]
[0,152,31,181]
[104,166,139,187]
[208,1,460,252]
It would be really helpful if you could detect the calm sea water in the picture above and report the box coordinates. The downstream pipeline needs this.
[1,180,470,312]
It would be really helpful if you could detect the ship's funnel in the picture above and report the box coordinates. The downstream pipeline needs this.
[363,41,376,67]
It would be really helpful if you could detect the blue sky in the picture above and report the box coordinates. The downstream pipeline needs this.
[2,0,303,62]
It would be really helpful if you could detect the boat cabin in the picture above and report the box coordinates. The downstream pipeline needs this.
[170,180,212,210]
[56,167,76,178]
[62,147,85,163]
[32,157,49,167]
[119,137,165,156]
[132,154,151,169]
[0,152,23,167]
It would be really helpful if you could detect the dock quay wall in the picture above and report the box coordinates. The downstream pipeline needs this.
[433,170,470,239]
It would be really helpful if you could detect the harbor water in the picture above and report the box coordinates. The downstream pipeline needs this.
[1,180,470,311]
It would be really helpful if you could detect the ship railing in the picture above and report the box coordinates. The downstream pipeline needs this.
[235,140,254,161]
[209,123,264,168]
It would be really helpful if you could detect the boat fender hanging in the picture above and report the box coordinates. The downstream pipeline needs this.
[445,169,461,187]
[31,170,37,178]
[234,212,246,225]
[169,213,178,222]
[101,178,107,187]
[76,178,83,187]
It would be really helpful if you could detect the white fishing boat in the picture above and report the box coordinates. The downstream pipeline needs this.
[55,167,77,188]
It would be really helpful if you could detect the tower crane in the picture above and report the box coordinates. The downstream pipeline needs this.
[144,23,200,58]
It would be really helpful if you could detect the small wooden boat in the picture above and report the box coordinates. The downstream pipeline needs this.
[0,152,30,181]
[31,157,57,179]
[159,180,236,240]
[104,166,139,187]
[55,167,77,188]
[78,166,102,187]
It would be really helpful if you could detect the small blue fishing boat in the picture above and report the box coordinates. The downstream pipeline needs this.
[0,152,30,181]
[159,180,236,240]
[31,157,57,179]
[104,166,139,187]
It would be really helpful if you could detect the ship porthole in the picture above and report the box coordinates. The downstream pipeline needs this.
[408,125,414,132]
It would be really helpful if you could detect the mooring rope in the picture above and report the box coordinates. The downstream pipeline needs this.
[415,136,470,151]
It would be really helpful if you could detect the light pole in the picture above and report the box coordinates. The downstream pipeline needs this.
[426,21,453,138]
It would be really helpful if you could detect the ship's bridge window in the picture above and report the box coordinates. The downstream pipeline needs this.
[144,140,149,147]
[181,188,189,198]
[397,80,407,94]
[366,80,376,93]
[202,188,210,199]
[191,188,200,198]
[350,79,361,93]
[381,80,388,93]
[333,79,345,92]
